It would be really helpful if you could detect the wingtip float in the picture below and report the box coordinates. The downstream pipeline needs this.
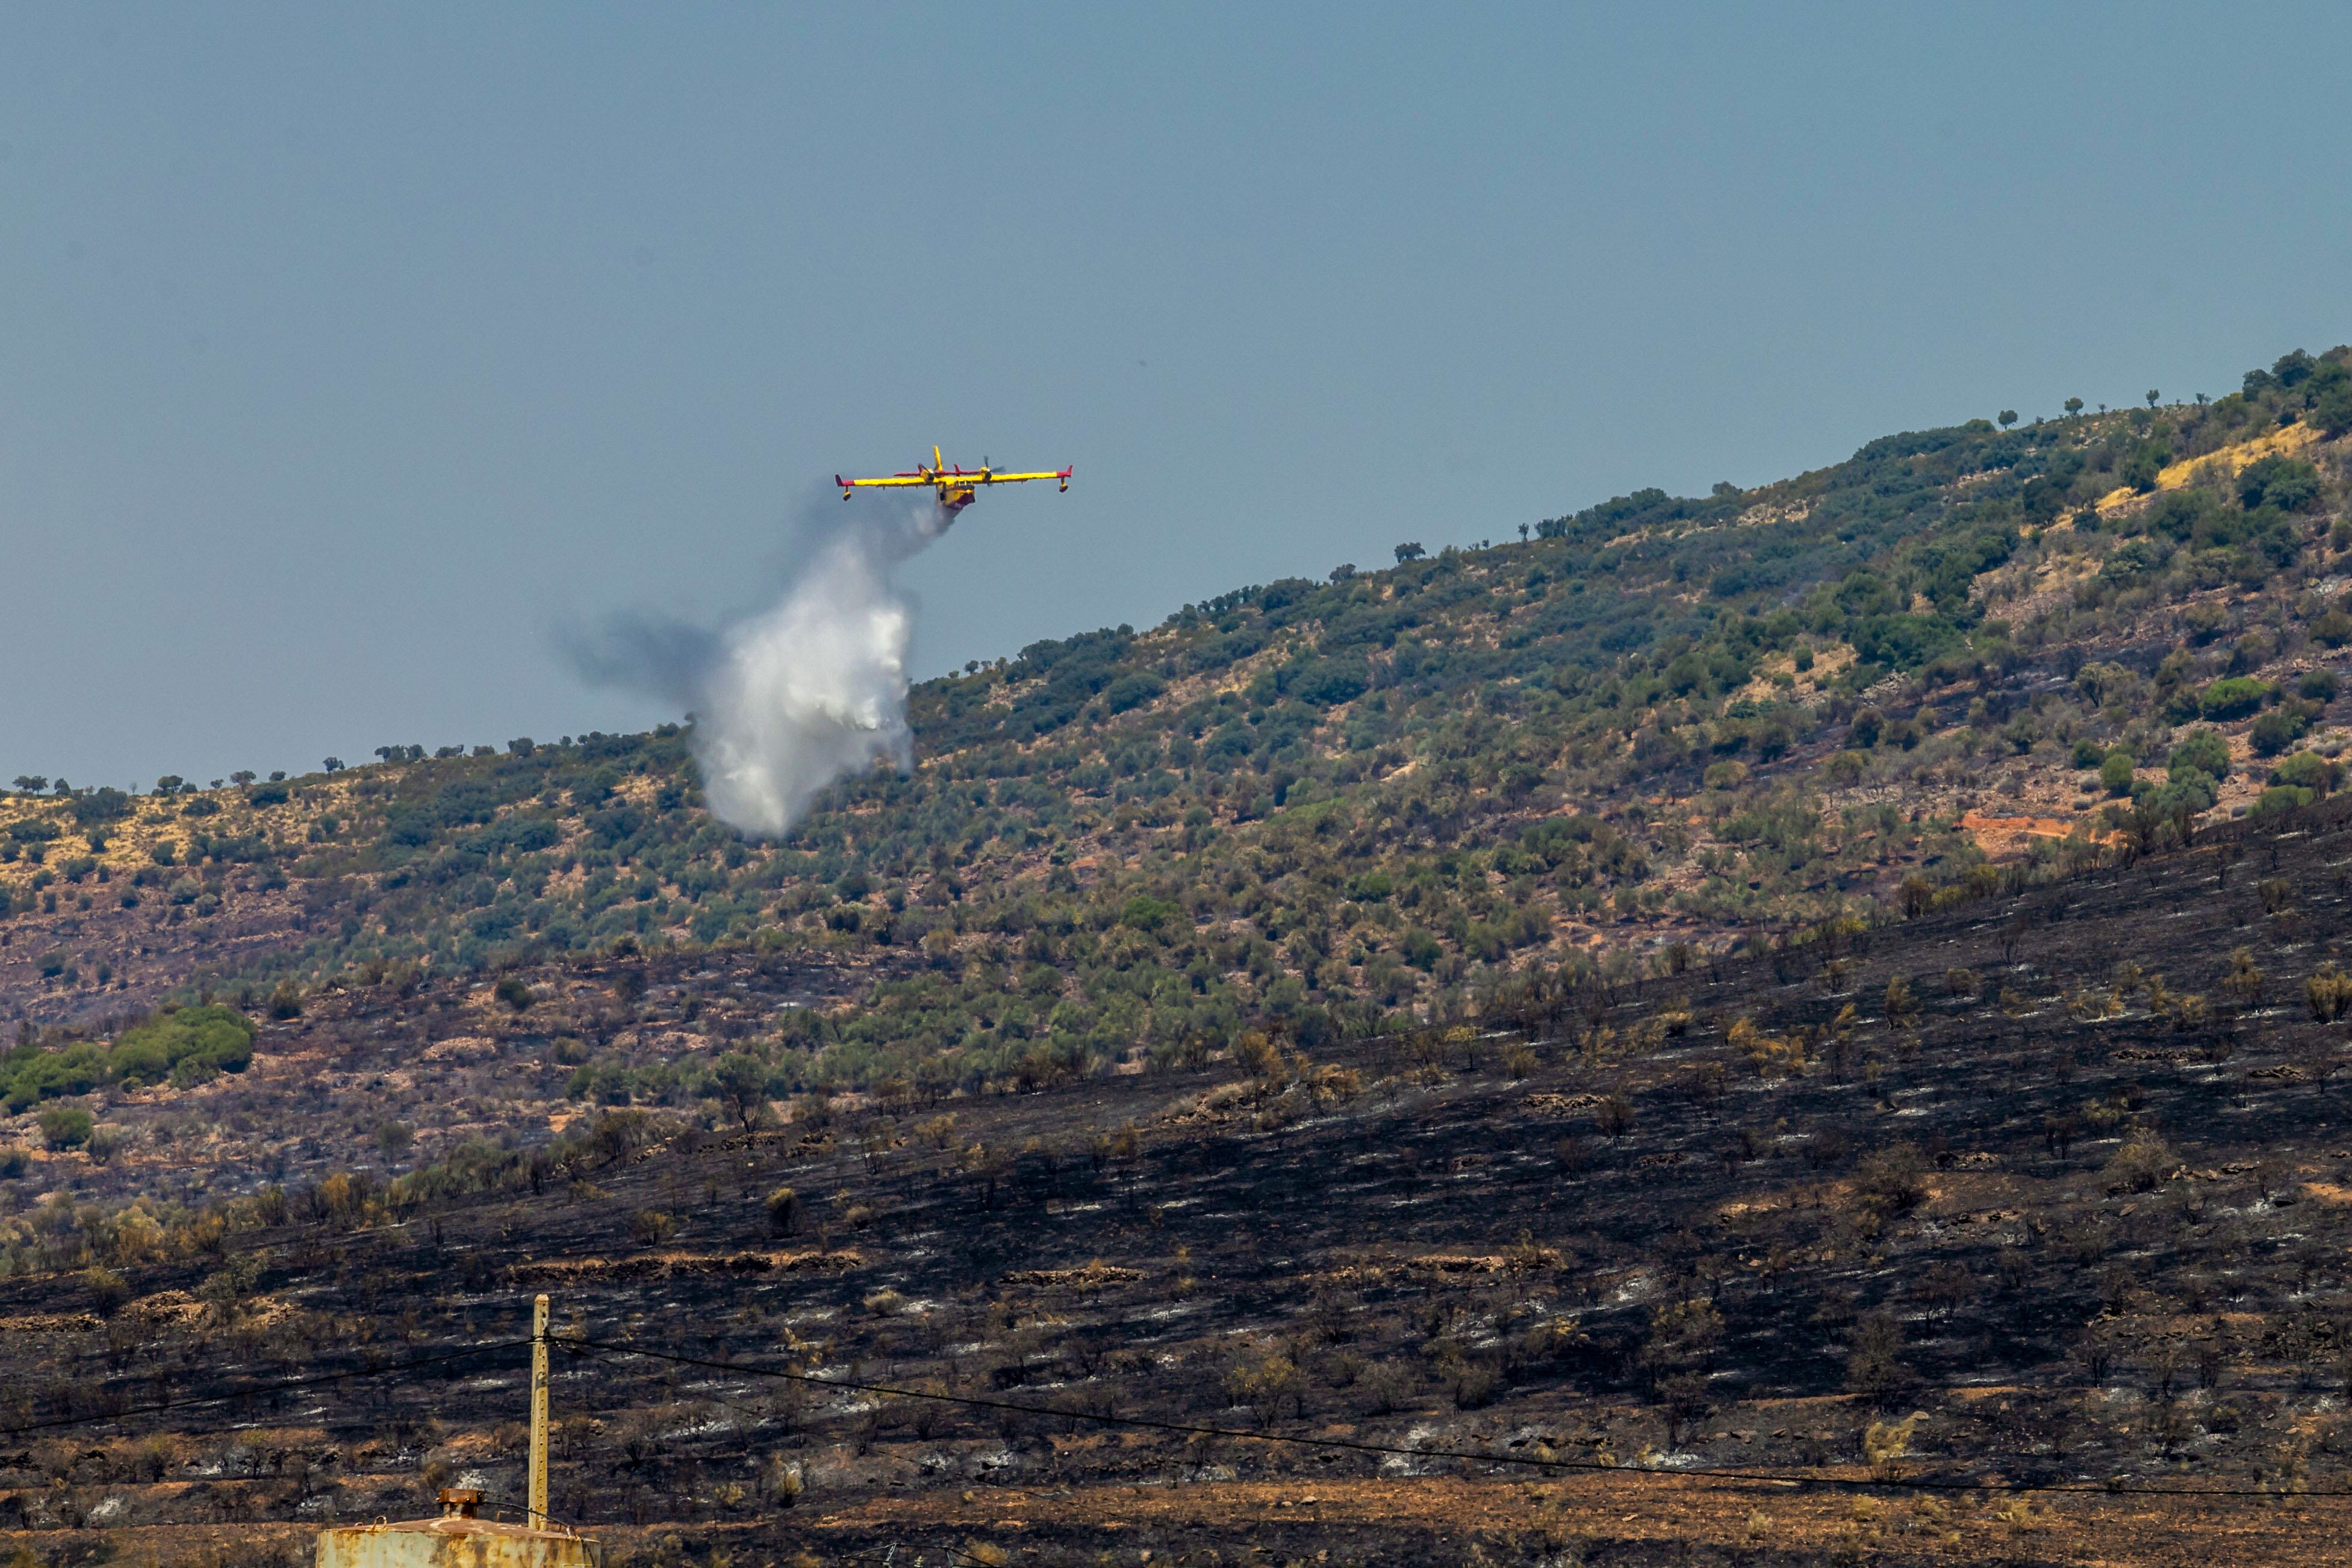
[835,446,1072,520]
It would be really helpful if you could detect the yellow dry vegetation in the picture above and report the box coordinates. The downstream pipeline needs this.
[2095,423,2321,516]
[0,777,366,896]
[1726,642,1856,708]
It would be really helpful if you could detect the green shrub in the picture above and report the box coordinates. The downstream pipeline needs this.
[69,788,132,827]
[3,1041,104,1109]
[1101,671,1167,713]
[2316,380,2352,440]
[2272,751,2343,797]
[2250,709,2305,758]
[107,1004,259,1089]
[2239,455,2321,512]
[2251,784,2315,819]
[2167,727,2232,781]
[2071,738,2106,770]
[2198,677,2274,721]
[1118,895,1180,933]
[38,1104,94,1150]
[2153,767,2219,816]
[2098,750,2137,795]
[2184,602,2233,645]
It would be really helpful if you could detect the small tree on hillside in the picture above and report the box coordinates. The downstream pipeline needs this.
[714,1052,773,1132]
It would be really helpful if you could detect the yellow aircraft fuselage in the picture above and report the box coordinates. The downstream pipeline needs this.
[835,446,1072,517]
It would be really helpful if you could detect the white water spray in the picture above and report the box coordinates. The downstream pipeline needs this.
[568,498,951,837]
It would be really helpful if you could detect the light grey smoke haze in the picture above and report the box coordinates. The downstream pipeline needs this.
[567,497,950,836]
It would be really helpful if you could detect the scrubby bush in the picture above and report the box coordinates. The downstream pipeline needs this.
[765,1186,801,1236]
[2239,455,2321,512]
[1853,1142,1926,1215]
[2152,767,2219,817]
[2273,751,2343,798]
[38,1104,94,1150]
[1846,1310,1905,1395]
[83,1265,130,1316]
[2105,1129,2179,1193]
[69,787,132,827]
[2251,783,2315,818]
[2167,728,2232,781]
[2307,963,2352,1023]
[2250,708,2306,758]
[2199,678,2273,721]
[106,1004,258,1089]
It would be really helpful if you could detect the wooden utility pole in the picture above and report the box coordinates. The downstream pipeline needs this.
[527,1293,550,1530]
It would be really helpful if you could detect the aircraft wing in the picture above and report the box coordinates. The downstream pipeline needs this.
[835,473,936,490]
[835,460,1072,497]
[974,468,1072,485]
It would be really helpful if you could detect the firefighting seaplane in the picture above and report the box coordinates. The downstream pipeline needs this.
[835,447,1072,519]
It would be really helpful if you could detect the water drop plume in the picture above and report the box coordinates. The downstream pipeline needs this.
[567,497,950,837]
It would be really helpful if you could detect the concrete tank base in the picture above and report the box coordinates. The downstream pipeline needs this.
[317,1493,600,1568]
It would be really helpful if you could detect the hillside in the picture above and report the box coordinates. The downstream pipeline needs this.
[13,792,2352,1564]
[6,340,2352,1563]
[5,347,2351,1090]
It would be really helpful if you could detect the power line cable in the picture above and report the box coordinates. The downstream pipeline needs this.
[571,1335,2352,1504]
[13,1326,2341,1523]
[7,1324,2285,1469]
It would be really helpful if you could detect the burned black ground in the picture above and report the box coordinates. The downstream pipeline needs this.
[10,800,2352,1563]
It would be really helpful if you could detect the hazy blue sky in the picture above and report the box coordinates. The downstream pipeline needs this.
[5,5,2348,789]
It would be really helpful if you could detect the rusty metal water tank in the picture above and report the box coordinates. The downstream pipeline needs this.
[317,1490,601,1568]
